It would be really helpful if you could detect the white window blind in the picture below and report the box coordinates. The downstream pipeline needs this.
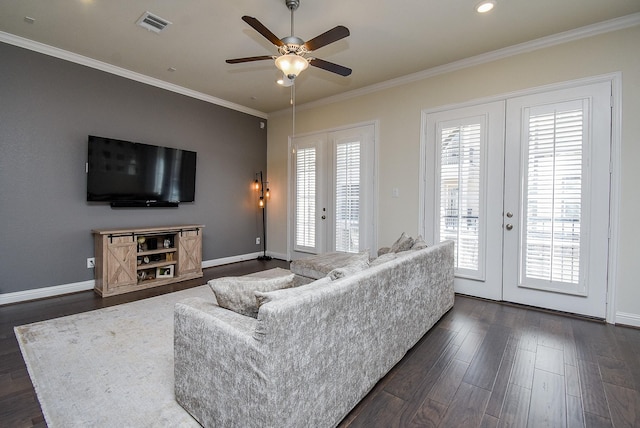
[439,124,481,272]
[335,141,360,253]
[524,107,583,286]
[295,147,316,249]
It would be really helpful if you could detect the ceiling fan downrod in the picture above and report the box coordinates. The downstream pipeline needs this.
[286,0,299,40]
[280,0,305,55]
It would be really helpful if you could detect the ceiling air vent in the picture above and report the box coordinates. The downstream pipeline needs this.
[136,11,172,33]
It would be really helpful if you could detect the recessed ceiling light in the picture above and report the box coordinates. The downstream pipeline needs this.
[476,1,496,13]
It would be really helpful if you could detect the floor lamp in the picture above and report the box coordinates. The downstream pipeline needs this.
[254,171,272,261]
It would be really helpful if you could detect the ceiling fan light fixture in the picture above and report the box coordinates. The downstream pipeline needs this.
[275,53,308,79]
[476,0,496,13]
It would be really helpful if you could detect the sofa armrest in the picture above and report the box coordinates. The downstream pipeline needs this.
[174,297,269,428]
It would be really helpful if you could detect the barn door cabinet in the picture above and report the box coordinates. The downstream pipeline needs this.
[93,225,204,297]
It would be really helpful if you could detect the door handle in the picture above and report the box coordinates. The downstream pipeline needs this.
[506,211,513,218]
[505,224,513,231]
[321,215,326,220]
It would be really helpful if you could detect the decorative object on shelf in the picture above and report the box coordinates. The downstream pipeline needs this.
[163,238,171,249]
[157,265,174,278]
[137,236,146,251]
[254,171,272,261]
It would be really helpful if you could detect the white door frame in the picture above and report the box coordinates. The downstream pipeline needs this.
[419,73,621,324]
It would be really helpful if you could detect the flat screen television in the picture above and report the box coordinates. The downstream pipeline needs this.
[87,135,197,207]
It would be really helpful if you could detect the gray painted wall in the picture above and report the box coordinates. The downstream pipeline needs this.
[0,42,267,295]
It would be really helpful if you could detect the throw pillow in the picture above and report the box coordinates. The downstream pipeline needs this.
[390,232,414,253]
[209,274,295,318]
[411,235,428,250]
[377,247,391,256]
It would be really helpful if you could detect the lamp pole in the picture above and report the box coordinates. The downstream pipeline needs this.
[257,171,272,261]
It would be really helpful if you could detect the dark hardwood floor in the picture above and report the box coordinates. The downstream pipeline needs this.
[339,295,640,428]
[2,259,640,427]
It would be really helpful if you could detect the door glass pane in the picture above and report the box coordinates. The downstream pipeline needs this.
[335,141,360,253]
[295,147,316,249]
[439,123,481,272]
[524,107,583,288]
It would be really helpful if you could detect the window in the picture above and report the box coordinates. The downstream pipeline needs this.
[295,147,316,249]
[335,141,361,253]
[439,123,482,272]
[523,106,584,286]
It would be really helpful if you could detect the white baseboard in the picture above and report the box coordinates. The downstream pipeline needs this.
[1,252,287,306]
[201,252,263,268]
[0,280,95,306]
[267,251,288,261]
[615,311,640,328]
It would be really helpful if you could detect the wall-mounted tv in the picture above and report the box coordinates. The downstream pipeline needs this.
[87,135,197,207]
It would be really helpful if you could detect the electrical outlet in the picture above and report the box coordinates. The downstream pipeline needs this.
[87,257,95,269]
[256,237,261,245]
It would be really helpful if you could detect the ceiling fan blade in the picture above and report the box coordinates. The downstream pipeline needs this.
[303,26,350,52]
[241,16,284,47]
[226,55,274,64]
[309,58,352,77]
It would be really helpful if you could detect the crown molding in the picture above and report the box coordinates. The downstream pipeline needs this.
[277,12,640,116]
[3,12,638,120]
[0,31,269,119]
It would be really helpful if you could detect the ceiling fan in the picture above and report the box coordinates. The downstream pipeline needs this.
[226,0,352,82]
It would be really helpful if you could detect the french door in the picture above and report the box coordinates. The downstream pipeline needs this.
[289,124,376,260]
[424,101,505,300]
[502,82,611,317]
[424,81,612,318]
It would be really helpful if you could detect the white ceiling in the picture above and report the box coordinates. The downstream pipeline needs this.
[1,0,639,114]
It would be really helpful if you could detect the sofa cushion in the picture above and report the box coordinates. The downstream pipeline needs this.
[290,251,370,280]
[390,232,414,253]
[411,235,428,250]
[255,276,333,309]
[209,274,295,318]
[369,252,398,267]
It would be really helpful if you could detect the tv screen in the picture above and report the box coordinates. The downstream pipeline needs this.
[87,135,196,206]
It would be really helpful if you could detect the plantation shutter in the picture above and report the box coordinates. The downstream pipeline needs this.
[295,147,317,250]
[522,101,586,293]
[335,141,361,253]
[438,120,484,278]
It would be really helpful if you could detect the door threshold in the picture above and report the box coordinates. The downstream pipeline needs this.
[454,292,605,323]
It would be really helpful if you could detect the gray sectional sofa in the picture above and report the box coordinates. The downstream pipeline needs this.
[174,240,454,428]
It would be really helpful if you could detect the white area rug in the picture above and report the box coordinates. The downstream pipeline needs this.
[15,269,290,428]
